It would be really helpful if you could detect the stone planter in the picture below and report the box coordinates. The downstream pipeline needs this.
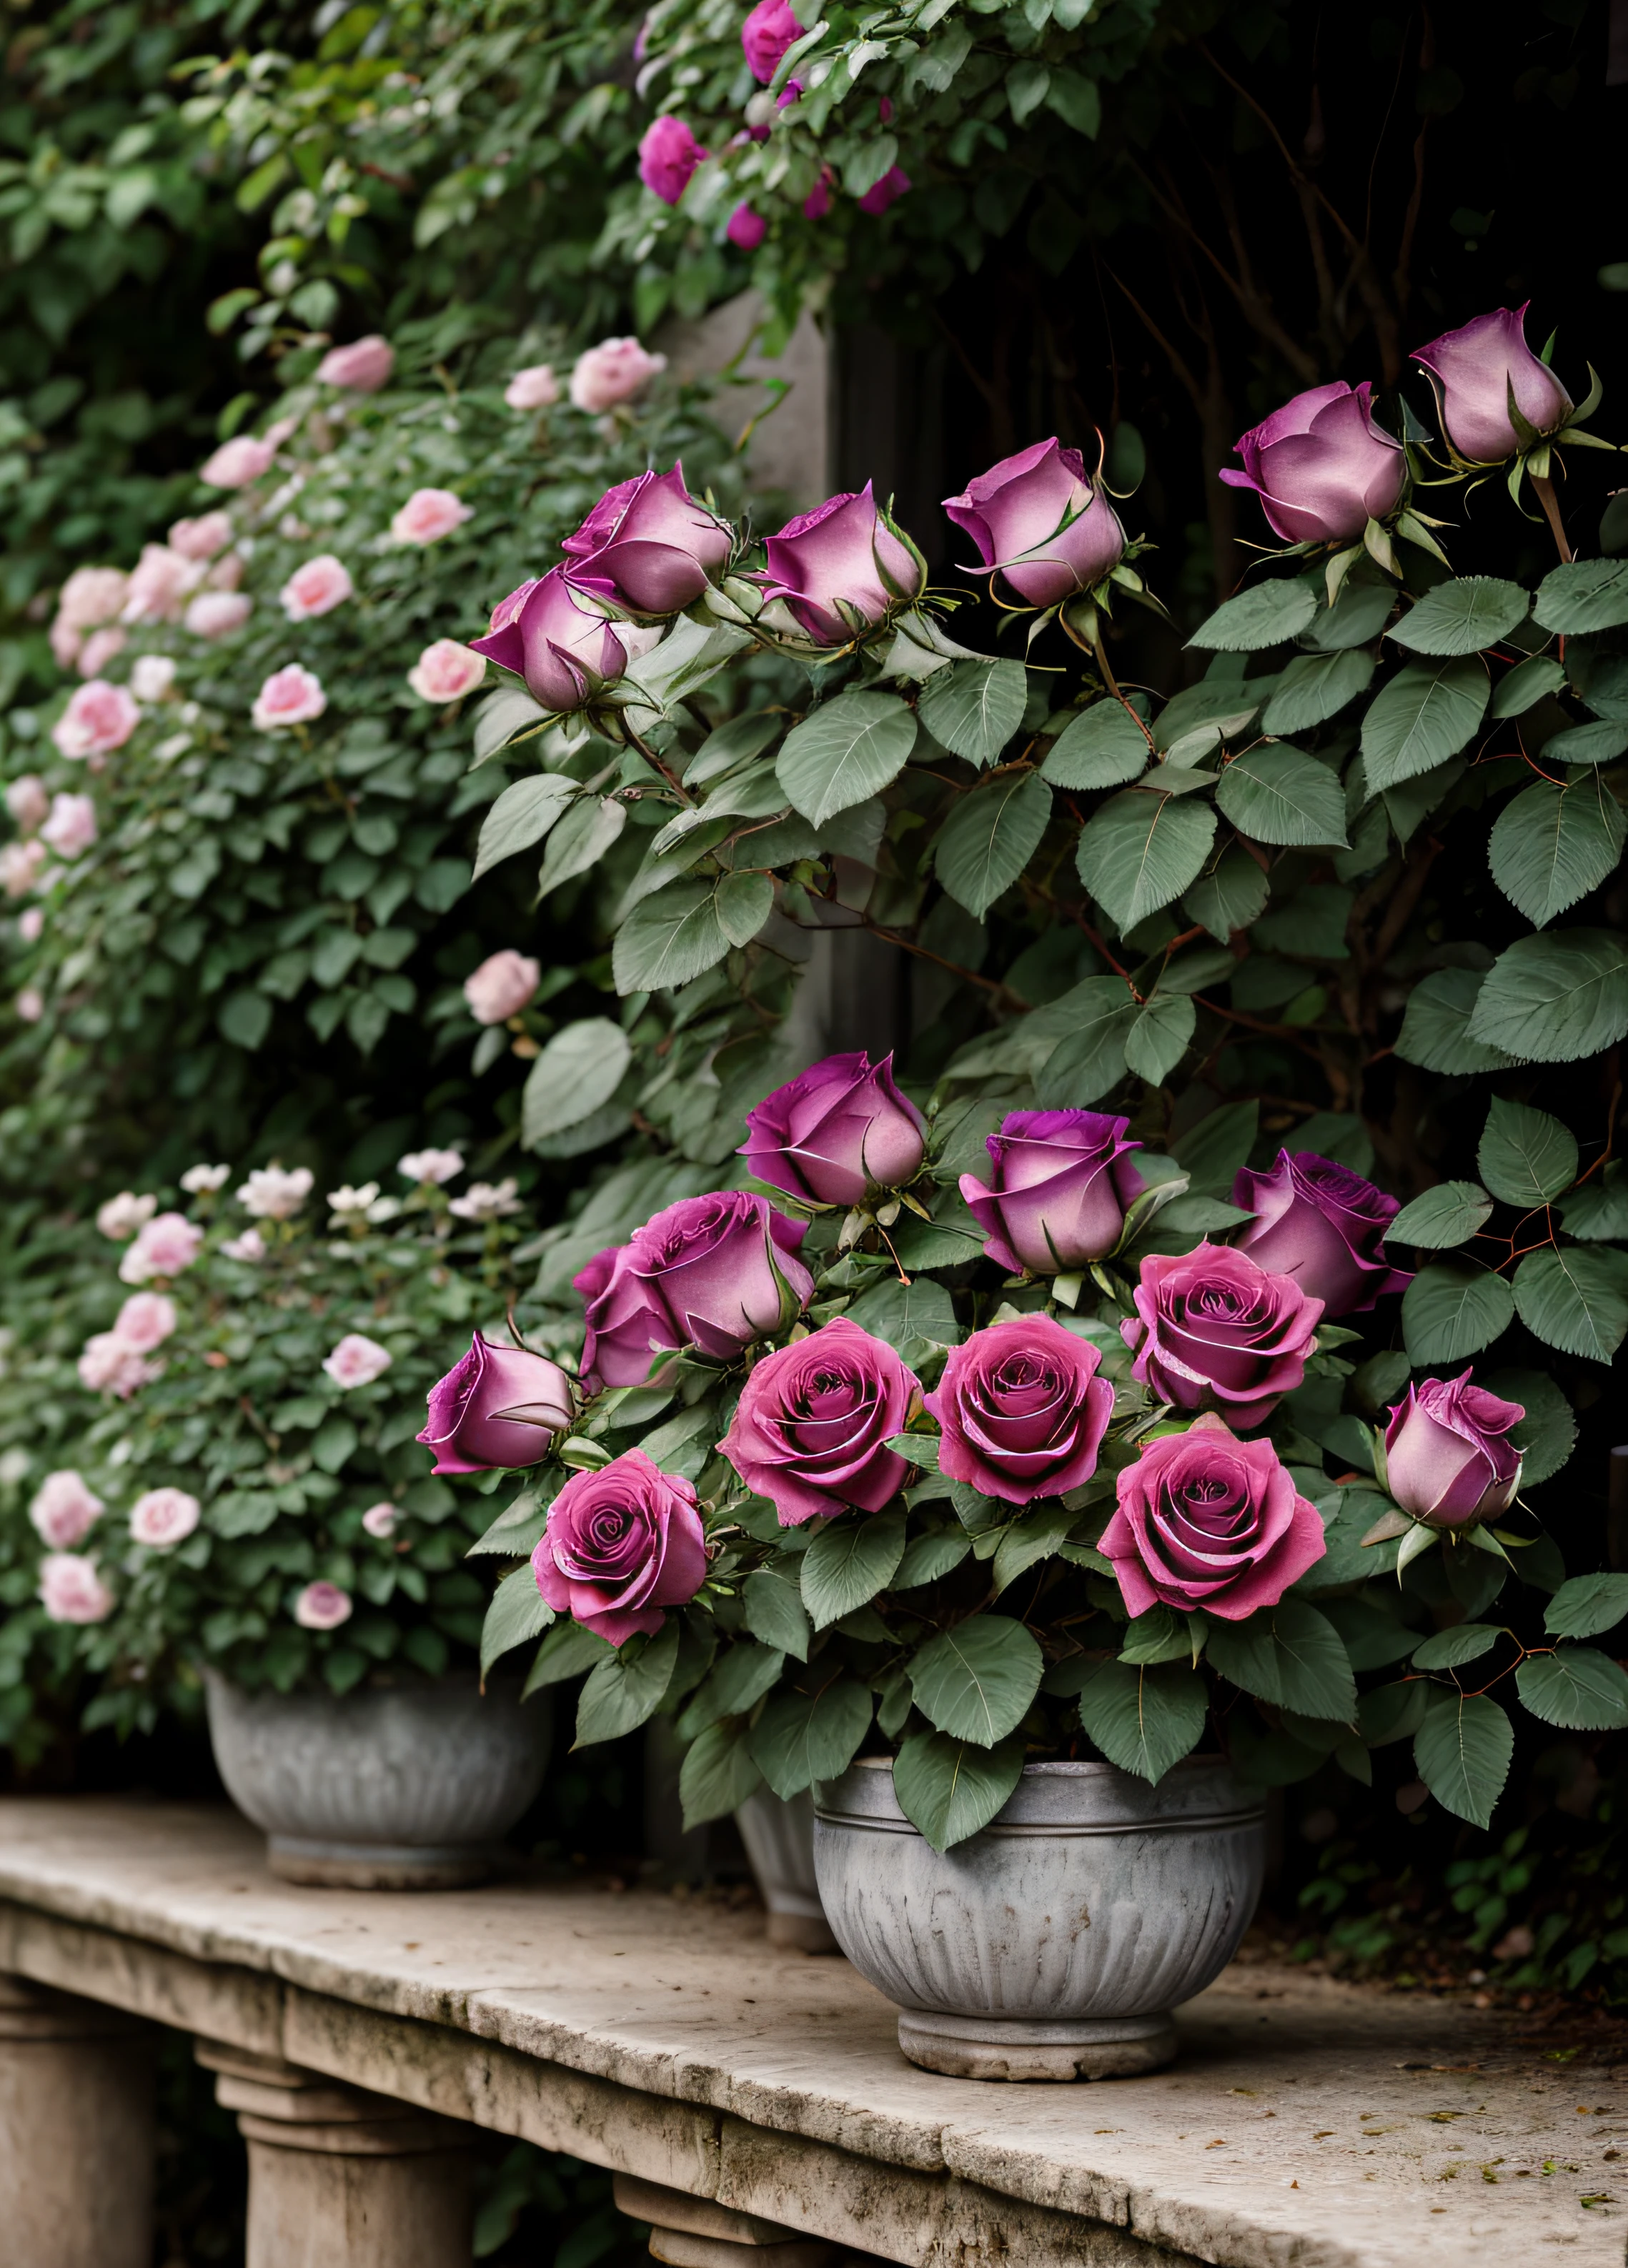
[734,1789,838,1953]
[204,1670,551,1889]
[813,1755,1265,2080]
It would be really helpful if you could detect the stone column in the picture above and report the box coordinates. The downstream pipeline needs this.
[615,2173,864,2268]
[197,2039,472,2268]
[0,1974,156,2268]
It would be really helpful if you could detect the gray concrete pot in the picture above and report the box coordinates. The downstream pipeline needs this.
[205,1669,551,1889]
[734,1789,838,1953]
[813,1755,1266,2081]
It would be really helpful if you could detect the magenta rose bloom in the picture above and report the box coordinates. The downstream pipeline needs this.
[1099,1416,1326,1621]
[1218,381,1405,544]
[1384,1370,1524,1528]
[924,1315,1113,1504]
[560,465,733,616]
[720,1315,920,1526]
[575,1191,813,1388]
[740,1051,925,1208]
[760,483,923,644]
[470,567,642,712]
[858,163,911,216]
[1231,1150,1411,1318]
[728,203,767,251]
[960,1110,1145,1276]
[417,1333,576,1475]
[1411,304,1572,465]
[532,1448,708,1645]
[742,0,801,81]
[639,115,708,206]
[943,439,1126,608]
[1122,1242,1323,1431]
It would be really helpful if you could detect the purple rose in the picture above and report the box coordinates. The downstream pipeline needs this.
[1099,1415,1326,1622]
[858,164,911,216]
[1384,1371,1524,1528]
[959,1110,1145,1276]
[924,1315,1113,1504]
[1411,304,1572,465]
[559,466,733,616]
[1218,381,1405,546]
[575,1191,813,1388]
[742,0,801,82]
[639,116,708,207]
[417,1333,576,1475]
[720,1315,920,1526]
[943,439,1126,608]
[470,567,646,712]
[531,1448,707,1646]
[1231,1150,1411,1318]
[1122,1241,1323,1431]
[740,1050,926,1208]
[728,203,767,251]
[759,482,923,645]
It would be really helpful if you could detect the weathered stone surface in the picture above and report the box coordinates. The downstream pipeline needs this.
[0,1975,156,2268]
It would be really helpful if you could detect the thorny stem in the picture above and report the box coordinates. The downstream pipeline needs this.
[1530,474,1574,564]
[618,717,691,801]
[1093,634,1156,751]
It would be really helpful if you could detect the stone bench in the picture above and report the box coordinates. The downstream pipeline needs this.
[0,1796,1620,2268]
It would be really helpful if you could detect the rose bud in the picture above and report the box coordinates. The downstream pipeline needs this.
[469,567,657,712]
[720,1315,920,1527]
[740,1051,925,1208]
[1218,381,1405,544]
[960,1110,1145,1275]
[1099,1415,1326,1621]
[743,0,801,82]
[760,483,924,645]
[727,203,768,252]
[1411,304,1572,465]
[531,1448,707,1646]
[560,466,734,616]
[924,1315,1113,1504]
[316,336,395,392]
[639,115,708,207]
[943,438,1126,607]
[418,1333,577,1474]
[569,337,667,414]
[1231,1150,1411,1317]
[858,164,910,215]
[1122,1241,1323,1431]
[576,1191,814,1388]
[1384,1371,1524,1528]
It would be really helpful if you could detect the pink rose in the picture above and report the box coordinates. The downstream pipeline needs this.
[252,665,327,730]
[639,115,708,205]
[322,1333,393,1389]
[560,465,734,616]
[925,1315,1113,1505]
[760,482,923,644]
[1411,304,1572,466]
[29,1470,104,1548]
[52,680,139,760]
[5,775,50,834]
[469,568,655,712]
[207,550,244,590]
[55,566,129,631]
[1099,1416,1327,1621]
[199,434,277,489]
[77,626,129,678]
[743,0,801,80]
[727,204,767,251]
[943,438,1127,608]
[119,1210,204,1285]
[803,170,831,219]
[130,655,177,702]
[719,1315,920,1527]
[185,590,253,640]
[1122,1242,1323,1431]
[294,1581,353,1630]
[1384,1370,1525,1528]
[17,906,43,943]
[114,1291,177,1352]
[96,1192,156,1240]
[129,1487,201,1548]
[77,1332,160,1398]
[169,512,234,560]
[1219,382,1406,545]
[577,1191,813,1388]
[960,1110,1145,1275]
[40,792,96,860]
[39,1553,114,1624]
[389,488,473,546]
[1231,1150,1411,1317]
[408,640,486,702]
[532,1448,707,1646]
[398,1146,463,1184]
[361,1501,399,1538]
[463,949,540,1024]
[236,1165,313,1218]
[505,364,559,409]
[316,335,395,392]
[14,985,44,1023]
[857,164,911,216]
[1,840,46,897]
[221,1228,266,1262]
[569,337,668,414]
[741,1051,926,1208]
[417,1333,575,1474]
[121,543,199,625]
[279,554,354,621]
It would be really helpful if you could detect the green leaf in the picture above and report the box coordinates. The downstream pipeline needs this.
[1413,1689,1513,1827]
[612,881,730,995]
[934,770,1053,917]
[1301,574,1396,651]
[1389,1180,1493,1248]
[1204,1600,1356,1720]
[892,1731,1025,1850]
[845,1275,958,1368]
[1512,1246,1628,1362]
[1534,555,1628,635]
[1076,792,1216,930]
[1387,576,1529,656]
[473,774,576,880]
[1542,719,1628,767]
[538,794,626,894]
[1040,700,1150,788]
[574,1619,681,1745]
[522,1618,611,1696]
[1490,655,1567,717]
[918,658,1030,767]
[1361,657,1489,791]
[522,1018,632,1145]
[777,691,918,826]
[1477,1097,1578,1207]
[1394,968,1518,1075]
[678,1721,765,1829]
[480,1564,552,1675]
[715,870,775,948]
[1516,1649,1628,1733]
[473,685,549,765]
[1123,991,1195,1084]
[742,1566,811,1660]
[677,1639,785,1739]
[1359,1681,1427,1746]
[1034,977,1136,1104]
[1259,650,1374,735]
[800,1511,906,1631]
[908,1612,1044,1743]
[1072,1658,1208,1782]
[1171,1100,1259,1193]
[1486,1367,1576,1485]
[1188,577,1319,652]
[1489,776,1626,927]
[311,1415,357,1474]
[219,989,272,1050]
[1411,1623,1501,1670]
[1401,1263,1515,1364]
[991,1502,1079,1596]
[1468,929,1628,1062]
[1546,1573,1628,1641]
[748,1681,873,1799]
[1182,846,1268,942]
[895,1526,973,1588]
[1215,744,1349,847]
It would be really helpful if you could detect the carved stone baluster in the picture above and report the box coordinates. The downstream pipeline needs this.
[614,2172,882,2268]
[0,1975,155,2268]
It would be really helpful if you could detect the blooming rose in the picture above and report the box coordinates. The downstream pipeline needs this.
[17,907,42,944]
[505,364,559,409]
[1231,1150,1411,1317]
[130,655,177,703]
[720,1316,920,1527]
[200,434,277,489]
[113,1292,178,1352]
[179,1163,230,1193]
[53,680,139,760]
[221,1228,266,1262]
[279,554,354,620]
[858,164,911,215]
[640,115,708,205]
[1384,1371,1525,1528]
[925,1315,1113,1504]
[463,949,540,1024]
[361,1501,399,1538]
[560,467,734,616]
[741,1052,926,1208]
[169,512,234,561]
[40,793,96,860]
[1219,382,1406,545]
[55,565,129,632]
[532,1448,708,1646]
[119,1211,204,1285]
[0,840,46,897]
[1122,1241,1322,1430]
[1099,1416,1327,1621]
[418,1333,576,1473]
[469,567,654,711]
[39,1553,114,1624]
[961,1110,1145,1275]
[322,1333,393,1389]
[760,483,923,644]
[5,775,50,834]
[29,1470,104,1548]
[743,0,801,80]
[77,1332,159,1398]
[728,204,767,252]
[78,627,128,678]
[399,1147,463,1185]
[294,1581,353,1631]
[407,640,485,702]
[185,591,253,640]
[96,1191,156,1240]
[577,1191,813,1388]
[122,543,199,625]
[447,1178,521,1221]
[570,337,668,414]
[943,439,1126,607]
[316,335,395,392]
[1411,304,1572,465]
[237,1164,313,1218]
[803,170,830,219]
[252,665,327,730]
[390,488,473,546]
[129,1487,201,1548]
[14,985,44,1023]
